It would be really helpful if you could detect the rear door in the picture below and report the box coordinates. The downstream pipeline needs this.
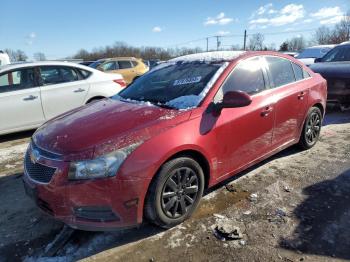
[39,66,89,120]
[212,57,275,178]
[116,60,135,84]
[0,67,45,133]
[264,56,309,147]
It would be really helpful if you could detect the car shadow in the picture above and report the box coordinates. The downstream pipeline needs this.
[279,169,350,260]
[0,130,34,143]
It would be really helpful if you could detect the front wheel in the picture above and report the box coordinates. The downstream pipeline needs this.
[144,157,204,228]
[298,106,322,149]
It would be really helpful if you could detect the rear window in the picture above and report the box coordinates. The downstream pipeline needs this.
[266,56,295,87]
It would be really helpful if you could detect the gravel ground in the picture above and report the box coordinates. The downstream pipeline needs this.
[0,110,349,262]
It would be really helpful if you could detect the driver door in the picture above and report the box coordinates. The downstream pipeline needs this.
[211,57,275,179]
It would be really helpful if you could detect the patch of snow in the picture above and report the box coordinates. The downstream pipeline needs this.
[169,51,246,63]
[0,143,28,164]
[203,190,219,200]
[165,95,201,110]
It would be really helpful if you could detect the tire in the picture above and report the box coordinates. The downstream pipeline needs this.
[144,157,205,228]
[298,106,322,150]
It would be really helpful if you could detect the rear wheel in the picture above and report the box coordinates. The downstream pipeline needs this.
[144,157,204,228]
[298,107,322,149]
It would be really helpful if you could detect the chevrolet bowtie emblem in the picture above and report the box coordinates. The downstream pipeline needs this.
[30,149,41,164]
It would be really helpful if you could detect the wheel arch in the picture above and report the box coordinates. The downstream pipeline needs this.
[86,96,106,104]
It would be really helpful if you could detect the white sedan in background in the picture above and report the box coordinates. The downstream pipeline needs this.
[0,61,126,135]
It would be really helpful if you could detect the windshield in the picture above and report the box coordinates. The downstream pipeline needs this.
[320,46,350,62]
[297,47,332,59]
[115,61,224,110]
[89,60,105,68]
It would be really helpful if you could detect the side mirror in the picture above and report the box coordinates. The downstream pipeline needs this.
[314,58,321,63]
[208,91,252,115]
[221,91,252,108]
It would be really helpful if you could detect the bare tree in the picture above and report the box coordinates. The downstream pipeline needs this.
[4,49,28,62]
[72,42,203,61]
[313,26,332,45]
[248,33,265,51]
[313,10,350,44]
[287,36,306,51]
[33,52,46,61]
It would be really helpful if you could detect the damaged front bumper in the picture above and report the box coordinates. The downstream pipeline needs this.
[22,149,149,231]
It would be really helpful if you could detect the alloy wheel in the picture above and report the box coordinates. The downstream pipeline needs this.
[305,112,321,144]
[161,167,199,219]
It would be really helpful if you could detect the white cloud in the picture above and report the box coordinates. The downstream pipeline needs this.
[249,4,305,29]
[25,32,36,45]
[152,26,162,33]
[320,16,344,25]
[310,6,344,25]
[303,18,313,23]
[217,30,230,36]
[311,6,342,19]
[204,12,236,26]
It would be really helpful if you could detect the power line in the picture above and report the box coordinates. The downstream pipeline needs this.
[168,28,318,48]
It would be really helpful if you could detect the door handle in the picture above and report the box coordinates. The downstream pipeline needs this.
[261,106,273,117]
[23,95,38,101]
[74,88,85,93]
[298,91,306,100]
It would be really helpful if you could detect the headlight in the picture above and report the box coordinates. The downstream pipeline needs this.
[68,143,141,180]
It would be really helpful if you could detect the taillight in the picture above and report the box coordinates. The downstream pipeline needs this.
[113,79,127,88]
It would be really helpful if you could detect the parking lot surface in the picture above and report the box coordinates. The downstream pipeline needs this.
[0,110,349,262]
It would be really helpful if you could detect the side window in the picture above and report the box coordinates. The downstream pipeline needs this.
[78,69,92,79]
[292,63,303,81]
[118,60,132,69]
[303,69,310,79]
[215,57,265,102]
[131,61,138,67]
[40,66,80,85]
[100,61,117,71]
[0,68,35,93]
[40,67,61,85]
[60,67,79,82]
[265,56,295,87]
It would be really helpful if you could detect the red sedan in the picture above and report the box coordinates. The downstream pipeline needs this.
[23,51,327,230]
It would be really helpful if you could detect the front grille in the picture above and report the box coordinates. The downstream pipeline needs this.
[24,151,57,183]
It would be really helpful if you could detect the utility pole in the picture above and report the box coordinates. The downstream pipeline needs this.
[206,37,209,52]
[243,30,247,50]
[216,36,220,51]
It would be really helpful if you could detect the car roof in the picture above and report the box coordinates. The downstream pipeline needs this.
[102,57,139,61]
[169,51,247,63]
[0,61,94,73]
[305,44,337,49]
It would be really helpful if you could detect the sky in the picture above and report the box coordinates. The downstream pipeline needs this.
[1,0,349,59]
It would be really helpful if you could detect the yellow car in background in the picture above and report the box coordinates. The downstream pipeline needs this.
[90,57,149,85]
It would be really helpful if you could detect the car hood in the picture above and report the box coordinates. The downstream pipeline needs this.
[33,99,190,160]
[309,62,350,79]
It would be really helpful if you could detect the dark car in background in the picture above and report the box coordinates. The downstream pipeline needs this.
[310,42,350,110]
